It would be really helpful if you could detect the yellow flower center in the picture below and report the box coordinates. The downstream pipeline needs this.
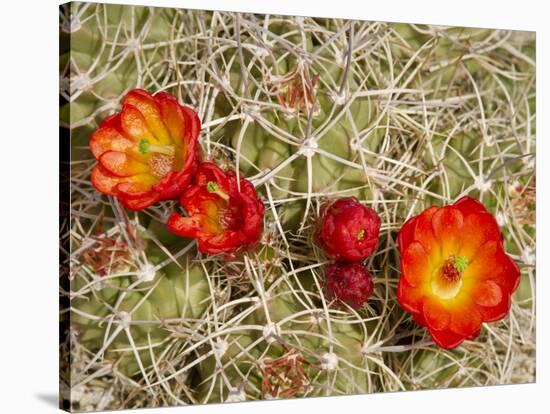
[139,139,176,178]
[431,255,468,300]
[148,153,174,178]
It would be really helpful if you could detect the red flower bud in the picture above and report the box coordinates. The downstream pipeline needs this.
[316,197,381,262]
[325,262,374,309]
[167,162,265,255]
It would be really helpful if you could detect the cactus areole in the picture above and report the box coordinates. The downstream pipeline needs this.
[90,88,200,210]
[397,196,520,349]
[167,162,265,254]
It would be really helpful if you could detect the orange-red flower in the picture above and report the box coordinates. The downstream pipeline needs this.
[167,162,265,254]
[316,197,381,262]
[90,89,200,210]
[397,196,520,349]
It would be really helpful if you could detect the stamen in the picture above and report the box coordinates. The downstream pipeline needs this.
[432,255,466,299]
[356,229,365,240]
[441,255,468,282]
[138,139,150,154]
[148,154,174,178]
[207,181,230,201]
[138,139,175,156]
[454,256,469,273]
[442,259,461,282]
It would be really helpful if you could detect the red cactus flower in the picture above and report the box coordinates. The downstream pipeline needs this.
[167,162,265,254]
[397,196,520,349]
[90,89,200,210]
[325,262,374,309]
[316,197,381,262]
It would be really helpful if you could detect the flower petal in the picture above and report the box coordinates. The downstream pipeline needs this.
[460,212,502,259]
[98,112,121,130]
[453,196,487,218]
[196,162,231,190]
[198,236,237,254]
[462,241,506,282]
[492,253,521,293]
[99,151,149,177]
[449,300,482,337]
[89,126,134,159]
[181,106,201,143]
[412,311,427,327]
[116,175,158,197]
[472,280,503,307]
[166,213,203,238]
[478,293,511,323]
[397,215,418,251]
[124,89,171,144]
[423,299,450,331]
[119,193,160,211]
[429,328,467,349]
[241,193,265,241]
[91,165,120,195]
[397,278,425,314]
[401,241,431,287]
[120,104,156,143]
[413,206,439,257]
[155,92,186,144]
[154,170,194,200]
[432,206,463,257]
[466,328,481,340]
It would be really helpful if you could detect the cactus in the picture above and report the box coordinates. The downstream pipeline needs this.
[192,259,385,402]
[61,3,536,411]
[71,227,211,378]
[395,348,489,390]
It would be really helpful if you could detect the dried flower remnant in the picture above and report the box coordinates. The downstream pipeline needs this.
[272,62,319,116]
[260,348,311,399]
[508,177,536,225]
[76,212,141,277]
[81,237,131,277]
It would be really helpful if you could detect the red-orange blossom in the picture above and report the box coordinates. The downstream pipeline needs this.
[90,89,200,210]
[397,196,520,349]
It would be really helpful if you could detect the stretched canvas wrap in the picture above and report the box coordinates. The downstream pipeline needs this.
[59,2,536,412]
